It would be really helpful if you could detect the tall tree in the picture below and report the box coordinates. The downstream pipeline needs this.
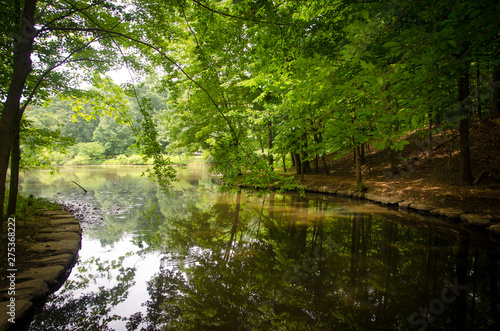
[1,0,38,221]
[0,0,131,222]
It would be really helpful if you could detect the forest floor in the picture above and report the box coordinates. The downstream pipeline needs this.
[292,117,500,221]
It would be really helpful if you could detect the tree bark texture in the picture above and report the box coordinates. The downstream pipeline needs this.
[7,130,21,215]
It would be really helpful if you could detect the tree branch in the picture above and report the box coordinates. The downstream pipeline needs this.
[191,0,290,26]
[71,180,87,194]
[40,1,101,33]
[45,26,241,144]
[20,35,105,115]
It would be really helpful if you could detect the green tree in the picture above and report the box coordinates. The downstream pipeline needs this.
[92,116,134,157]
[20,119,74,170]
[3,0,499,222]
[0,0,132,221]
[71,142,106,159]
[25,97,98,143]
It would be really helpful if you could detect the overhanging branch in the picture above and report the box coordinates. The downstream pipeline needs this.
[44,26,241,143]
[20,34,106,115]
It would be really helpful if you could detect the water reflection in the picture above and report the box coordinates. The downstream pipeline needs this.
[20,166,499,330]
[30,255,136,331]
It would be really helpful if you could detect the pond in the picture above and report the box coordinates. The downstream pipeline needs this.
[20,165,499,330]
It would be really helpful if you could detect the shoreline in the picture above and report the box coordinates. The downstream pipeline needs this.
[304,184,499,233]
[0,210,81,331]
[244,174,500,242]
[1,166,499,329]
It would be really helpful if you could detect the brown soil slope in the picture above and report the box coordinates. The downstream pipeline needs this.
[294,117,500,221]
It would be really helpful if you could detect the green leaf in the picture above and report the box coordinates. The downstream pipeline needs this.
[361,10,369,20]
[447,40,457,48]
[383,41,400,48]
[411,115,419,127]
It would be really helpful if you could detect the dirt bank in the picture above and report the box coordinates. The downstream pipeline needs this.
[271,118,499,240]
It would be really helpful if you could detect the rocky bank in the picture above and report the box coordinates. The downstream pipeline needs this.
[0,210,81,331]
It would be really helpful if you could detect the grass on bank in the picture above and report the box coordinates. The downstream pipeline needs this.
[1,193,61,269]
[2,192,59,233]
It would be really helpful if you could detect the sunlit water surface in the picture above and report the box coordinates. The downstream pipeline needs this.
[20,166,500,330]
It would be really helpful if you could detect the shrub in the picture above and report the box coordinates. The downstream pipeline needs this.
[65,154,91,165]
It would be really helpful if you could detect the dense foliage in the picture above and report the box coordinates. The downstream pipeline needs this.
[130,0,500,188]
[1,0,500,219]
[24,78,172,165]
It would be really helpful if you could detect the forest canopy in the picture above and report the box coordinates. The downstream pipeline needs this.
[1,0,500,220]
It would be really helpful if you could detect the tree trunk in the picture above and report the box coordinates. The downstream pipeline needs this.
[300,156,304,182]
[301,151,311,175]
[427,112,433,157]
[458,68,473,184]
[459,117,473,184]
[300,137,311,175]
[366,143,372,175]
[267,121,273,166]
[355,145,362,186]
[476,69,482,120]
[0,146,11,222]
[321,153,329,176]
[493,66,500,117]
[292,152,301,174]
[7,129,21,215]
[0,0,37,223]
[360,143,365,164]
[313,132,329,175]
[389,149,397,174]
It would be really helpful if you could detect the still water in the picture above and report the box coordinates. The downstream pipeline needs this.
[20,166,499,330]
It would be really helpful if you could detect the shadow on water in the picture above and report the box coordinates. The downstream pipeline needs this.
[20,166,500,331]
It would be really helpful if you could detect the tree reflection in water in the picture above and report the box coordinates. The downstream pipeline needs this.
[128,193,499,331]
[23,167,499,330]
[31,256,136,331]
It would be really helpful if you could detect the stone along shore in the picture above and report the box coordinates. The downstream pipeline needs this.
[0,210,81,331]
